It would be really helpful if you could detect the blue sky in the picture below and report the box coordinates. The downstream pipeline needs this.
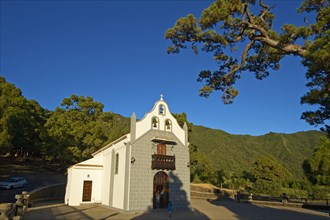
[1,0,318,136]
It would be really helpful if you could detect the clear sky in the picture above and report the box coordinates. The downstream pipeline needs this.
[0,0,318,136]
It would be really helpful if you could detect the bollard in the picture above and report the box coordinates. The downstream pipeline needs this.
[0,203,13,219]
[22,191,29,211]
[15,194,23,216]
[281,193,288,204]
[248,193,253,201]
[15,194,23,205]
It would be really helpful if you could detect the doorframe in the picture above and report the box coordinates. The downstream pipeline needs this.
[153,171,169,209]
[82,180,93,202]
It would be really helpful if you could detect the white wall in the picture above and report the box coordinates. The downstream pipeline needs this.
[101,152,111,205]
[135,100,185,144]
[112,145,126,209]
[80,154,103,165]
[66,167,103,206]
[64,168,72,205]
[86,135,129,208]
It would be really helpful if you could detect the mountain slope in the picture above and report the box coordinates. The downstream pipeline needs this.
[189,125,324,180]
[106,112,324,181]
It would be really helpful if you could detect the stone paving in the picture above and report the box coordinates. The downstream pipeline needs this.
[24,199,330,220]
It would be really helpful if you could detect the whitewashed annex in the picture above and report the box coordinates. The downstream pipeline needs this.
[64,96,190,211]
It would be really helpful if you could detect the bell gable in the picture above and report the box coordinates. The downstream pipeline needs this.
[133,96,186,145]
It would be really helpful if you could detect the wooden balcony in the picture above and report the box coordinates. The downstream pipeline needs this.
[151,154,175,170]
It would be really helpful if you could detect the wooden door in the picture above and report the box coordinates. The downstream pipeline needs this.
[153,171,169,209]
[82,181,92,202]
[157,144,166,155]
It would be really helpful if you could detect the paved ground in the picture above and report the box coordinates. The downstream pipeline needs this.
[2,157,329,219]
[0,156,66,203]
[24,199,330,220]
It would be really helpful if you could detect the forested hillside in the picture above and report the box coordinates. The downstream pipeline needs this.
[1,76,327,197]
[189,125,324,181]
[0,77,130,163]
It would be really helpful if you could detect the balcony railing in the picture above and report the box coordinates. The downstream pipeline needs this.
[151,154,176,170]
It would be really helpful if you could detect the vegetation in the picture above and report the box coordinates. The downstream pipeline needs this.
[165,0,330,196]
[303,138,330,186]
[0,76,328,197]
[189,125,322,179]
[0,77,129,164]
[0,77,49,156]
[165,0,330,136]
[248,156,291,195]
[172,112,328,197]
[187,124,329,197]
[45,95,129,163]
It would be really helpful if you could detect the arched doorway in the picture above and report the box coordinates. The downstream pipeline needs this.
[153,171,169,209]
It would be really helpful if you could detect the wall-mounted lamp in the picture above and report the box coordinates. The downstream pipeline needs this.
[131,157,136,164]
[87,174,90,178]
[187,162,190,167]
[171,145,175,150]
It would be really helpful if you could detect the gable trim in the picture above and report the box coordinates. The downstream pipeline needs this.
[92,134,128,156]
[75,164,103,167]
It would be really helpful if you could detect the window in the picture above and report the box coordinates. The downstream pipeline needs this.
[157,144,166,155]
[152,117,159,129]
[159,104,165,115]
[115,153,119,174]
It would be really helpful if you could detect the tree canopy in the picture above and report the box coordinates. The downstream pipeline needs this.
[303,137,330,186]
[249,156,291,195]
[45,95,113,163]
[165,0,329,136]
[0,76,48,156]
[0,77,128,164]
[1,76,327,196]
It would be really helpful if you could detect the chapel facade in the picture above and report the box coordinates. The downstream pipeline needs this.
[64,96,190,211]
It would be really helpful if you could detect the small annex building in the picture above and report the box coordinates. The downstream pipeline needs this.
[64,96,190,211]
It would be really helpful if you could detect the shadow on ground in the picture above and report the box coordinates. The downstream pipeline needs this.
[131,208,209,220]
[24,198,330,220]
[205,198,329,220]
[25,203,139,220]
[25,202,209,220]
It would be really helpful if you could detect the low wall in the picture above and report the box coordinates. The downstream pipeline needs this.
[191,191,221,200]
[0,192,29,220]
[28,183,66,206]
[244,199,304,208]
[190,184,236,200]
[238,193,329,210]
[190,184,329,210]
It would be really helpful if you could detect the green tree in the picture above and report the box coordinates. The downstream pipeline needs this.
[173,112,193,132]
[250,156,290,195]
[45,95,113,163]
[299,1,330,137]
[173,112,194,143]
[303,137,330,185]
[173,112,189,128]
[0,77,48,156]
[190,152,216,183]
[165,0,329,135]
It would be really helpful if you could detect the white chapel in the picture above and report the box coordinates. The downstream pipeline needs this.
[64,96,191,211]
